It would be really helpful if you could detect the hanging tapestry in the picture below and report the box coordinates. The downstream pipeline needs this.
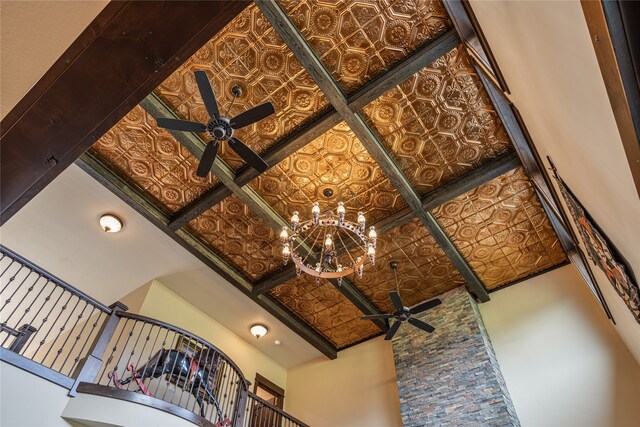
[556,177,639,324]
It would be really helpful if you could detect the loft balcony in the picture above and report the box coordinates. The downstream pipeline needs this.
[0,245,309,427]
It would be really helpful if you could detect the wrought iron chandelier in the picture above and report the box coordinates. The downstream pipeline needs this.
[279,202,377,285]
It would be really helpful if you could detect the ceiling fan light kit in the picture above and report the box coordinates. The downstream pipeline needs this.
[156,70,275,177]
[361,262,442,340]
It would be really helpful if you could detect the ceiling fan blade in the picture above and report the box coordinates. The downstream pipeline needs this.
[361,314,393,320]
[384,320,402,340]
[389,291,404,312]
[230,102,275,129]
[408,317,435,333]
[194,70,220,119]
[156,117,207,133]
[196,141,219,177]
[228,137,268,172]
[409,298,442,315]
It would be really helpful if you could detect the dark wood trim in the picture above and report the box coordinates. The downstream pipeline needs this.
[0,1,251,225]
[75,153,337,359]
[346,28,461,111]
[0,348,75,389]
[257,0,490,303]
[443,0,511,94]
[474,65,614,320]
[253,373,285,410]
[76,383,216,427]
[581,0,640,198]
[247,391,310,427]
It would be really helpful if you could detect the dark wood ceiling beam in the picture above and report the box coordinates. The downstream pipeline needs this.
[141,94,388,332]
[75,152,337,360]
[173,25,460,228]
[346,28,460,111]
[375,150,521,234]
[252,151,519,297]
[0,0,251,225]
[257,0,491,302]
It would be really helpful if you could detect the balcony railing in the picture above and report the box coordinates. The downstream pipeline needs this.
[243,392,309,427]
[0,245,307,427]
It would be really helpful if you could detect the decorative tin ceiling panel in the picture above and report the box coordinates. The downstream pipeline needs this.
[90,105,220,214]
[269,276,381,348]
[362,46,512,195]
[250,121,407,225]
[355,218,465,313]
[186,194,284,281]
[280,0,452,94]
[154,4,330,171]
[432,168,567,289]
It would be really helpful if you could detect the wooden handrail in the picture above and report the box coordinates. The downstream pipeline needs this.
[0,245,112,313]
[247,392,310,427]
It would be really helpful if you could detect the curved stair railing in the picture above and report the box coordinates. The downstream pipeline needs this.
[0,245,306,427]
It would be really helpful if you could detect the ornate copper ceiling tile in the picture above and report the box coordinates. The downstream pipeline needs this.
[362,46,513,195]
[269,275,381,348]
[154,4,330,170]
[249,122,407,225]
[90,105,220,214]
[280,0,452,94]
[432,167,567,289]
[354,218,464,313]
[186,194,284,281]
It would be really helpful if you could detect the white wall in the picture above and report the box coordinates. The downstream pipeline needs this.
[480,265,640,427]
[469,0,640,363]
[284,337,402,427]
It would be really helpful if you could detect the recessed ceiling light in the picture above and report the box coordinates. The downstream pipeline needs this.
[99,214,123,233]
[274,340,281,346]
[250,324,268,339]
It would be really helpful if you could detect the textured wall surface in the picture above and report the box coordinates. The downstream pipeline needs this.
[392,286,520,426]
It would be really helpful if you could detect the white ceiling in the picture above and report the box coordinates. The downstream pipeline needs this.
[0,0,108,119]
[0,164,322,367]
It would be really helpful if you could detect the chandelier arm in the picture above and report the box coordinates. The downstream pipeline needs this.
[341,222,368,249]
[335,227,358,268]
[302,224,321,264]
[292,227,313,252]
[317,223,329,272]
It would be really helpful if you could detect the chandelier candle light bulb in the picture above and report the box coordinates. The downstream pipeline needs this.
[280,202,377,284]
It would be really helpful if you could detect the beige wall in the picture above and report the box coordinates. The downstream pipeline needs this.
[0,1,107,118]
[135,280,288,390]
[480,265,640,427]
[468,0,640,363]
[0,362,77,427]
[284,337,402,427]
[283,266,640,427]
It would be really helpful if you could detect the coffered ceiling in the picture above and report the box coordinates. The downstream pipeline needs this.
[83,1,567,355]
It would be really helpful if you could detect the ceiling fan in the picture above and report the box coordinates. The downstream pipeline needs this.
[361,262,442,340]
[155,70,275,177]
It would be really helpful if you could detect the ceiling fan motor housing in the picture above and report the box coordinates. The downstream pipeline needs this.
[207,117,233,141]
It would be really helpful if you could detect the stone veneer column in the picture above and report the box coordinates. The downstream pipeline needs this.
[392,287,520,426]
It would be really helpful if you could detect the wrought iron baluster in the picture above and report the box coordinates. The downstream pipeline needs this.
[1,274,49,350]
[65,306,100,376]
[31,290,74,362]
[50,298,88,369]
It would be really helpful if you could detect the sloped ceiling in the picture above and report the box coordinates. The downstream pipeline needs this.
[84,1,566,351]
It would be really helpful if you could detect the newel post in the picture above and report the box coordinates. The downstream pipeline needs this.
[68,301,128,396]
